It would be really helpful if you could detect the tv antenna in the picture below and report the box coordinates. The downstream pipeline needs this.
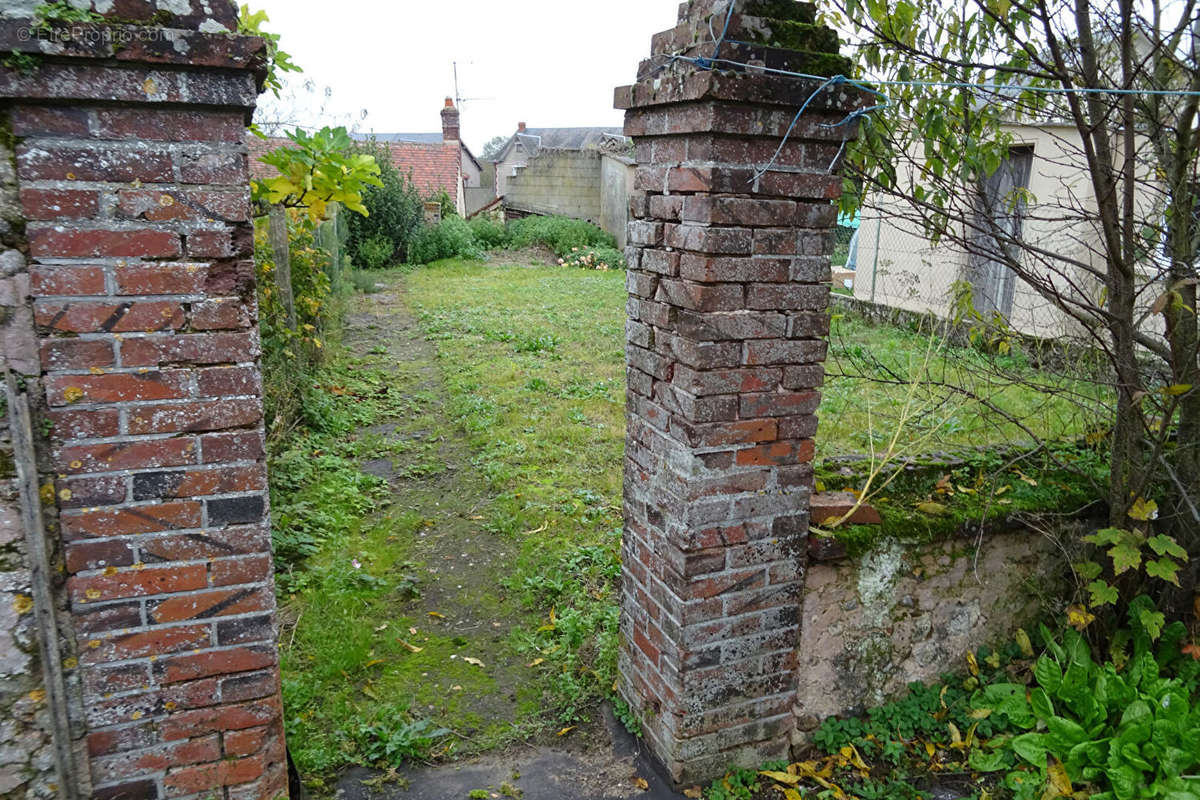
[453,61,493,109]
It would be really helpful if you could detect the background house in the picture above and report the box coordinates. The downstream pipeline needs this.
[248,99,486,216]
[488,123,634,245]
[849,121,1161,340]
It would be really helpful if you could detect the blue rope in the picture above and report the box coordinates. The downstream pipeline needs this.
[696,1,738,70]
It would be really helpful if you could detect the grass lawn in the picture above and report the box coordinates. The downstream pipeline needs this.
[274,255,1106,786]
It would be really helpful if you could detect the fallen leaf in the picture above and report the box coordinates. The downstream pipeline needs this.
[527,658,545,667]
[398,640,423,653]
[683,788,703,799]
[948,722,964,748]
[364,659,384,667]
[409,627,418,635]
[966,651,980,676]
[428,611,446,619]
[558,726,576,736]
[1015,628,1035,657]
[1067,604,1096,631]
[462,656,485,667]
[1043,755,1073,799]
[630,777,649,791]
[760,771,802,786]
[374,623,389,632]
[469,515,484,520]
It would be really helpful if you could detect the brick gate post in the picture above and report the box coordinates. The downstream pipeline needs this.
[0,4,287,799]
[615,0,867,783]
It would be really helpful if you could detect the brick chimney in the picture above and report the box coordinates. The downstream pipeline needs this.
[517,121,526,133]
[441,97,460,141]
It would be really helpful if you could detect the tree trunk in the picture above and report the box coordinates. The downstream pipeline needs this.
[268,205,296,331]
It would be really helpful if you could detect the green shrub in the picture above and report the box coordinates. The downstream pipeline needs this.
[506,215,616,257]
[345,139,424,267]
[468,215,510,249]
[409,216,482,264]
[356,234,395,270]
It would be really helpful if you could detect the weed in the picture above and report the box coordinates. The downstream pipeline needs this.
[356,713,450,767]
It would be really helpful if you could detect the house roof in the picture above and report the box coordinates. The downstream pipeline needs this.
[358,132,444,144]
[494,126,628,162]
[245,134,462,200]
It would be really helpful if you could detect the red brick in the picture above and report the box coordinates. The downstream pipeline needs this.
[132,466,267,501]
[74,601,143,636]
[91,737,220,785]
[57,437,197,475]
[186,229,234,258]
[158,646,276,686]
[196,366,261,398]
[57,473,127,508]
[20,188,99,220]
[79,624,211,666]
[65,539,135,573]
[177,151,247,185]
[70,564,207,604]
[39,338,115,370]
[734,439,816,467]
[45,370,191,406]
[114,264,208,295]
[190,299,249,331]
[127,398,262,435]
[220,671,278,703]
[94,108,245,142]
[809,492,882,526]
[61,500,202,538]
[739,390,821,418]
[118,191,250,224]
[164,753,264,796]
[209,554,271,587]
[223,726,269,757]
[200,431,263,464]
[28,228,181,259]
[140,525,269,563]
[87,724,158,757]
[30,265,106,296]
[36,301,185,334]
[16,144,173,183]
[149,587,272,624]
[11,105,90,136]
[46,407,122,440]
[119,331,258,367]
[82,662,151,698]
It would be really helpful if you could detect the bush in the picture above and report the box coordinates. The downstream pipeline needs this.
[506,215,616,258]
[345,139,423,267]
[408,216,483,264]
[467,216,510,249]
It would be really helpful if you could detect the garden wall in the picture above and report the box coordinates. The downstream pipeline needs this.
[793,529,1071,740]
[504,149,604,224]
[0,3,287,798]
[600,152,635,248]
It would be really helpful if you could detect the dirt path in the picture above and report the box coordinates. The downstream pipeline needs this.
[334,277,685,800]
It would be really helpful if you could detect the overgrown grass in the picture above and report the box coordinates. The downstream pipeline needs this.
[407,259,626,723]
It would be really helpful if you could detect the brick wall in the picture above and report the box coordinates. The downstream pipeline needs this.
[1,4,287,799]
[615,0,867,783]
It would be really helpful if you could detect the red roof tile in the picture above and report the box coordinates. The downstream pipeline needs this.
[245,135,461,200]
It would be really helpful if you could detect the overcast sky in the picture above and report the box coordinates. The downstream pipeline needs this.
[251,0,683,154]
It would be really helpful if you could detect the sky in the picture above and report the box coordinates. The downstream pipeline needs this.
[251,0,684,155]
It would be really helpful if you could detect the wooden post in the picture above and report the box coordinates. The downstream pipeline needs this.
[268,204,296,330]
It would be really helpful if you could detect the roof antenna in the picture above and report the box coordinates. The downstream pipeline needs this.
[452,61,492,110]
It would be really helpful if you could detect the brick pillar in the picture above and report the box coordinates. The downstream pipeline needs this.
[615,0,867,783]
[1,5,287,799]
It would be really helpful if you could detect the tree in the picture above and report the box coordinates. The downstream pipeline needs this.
[825,0,1200,558]
[344,138,424,268]
[481,135,509,161]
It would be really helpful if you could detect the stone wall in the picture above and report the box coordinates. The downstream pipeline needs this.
[0,3,288,798]
[794,530,1070,739]
[600,154,635,249]
[504,149,604,223]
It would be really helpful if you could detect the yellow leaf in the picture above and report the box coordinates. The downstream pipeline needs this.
[364,658,384,667]
[1015,628,1034,657]
[527,658,545,668]
[1067,604,1096,631]
[557,726,575,736]
[948,723,964,748]
[428,611,445,619]
[965,721,980,748]
[1043,755,1073,800]
[966,651,980,676]
[996,484,1011,495]
[683,788,704,799]
[970,708,993,720]
[361,684,380,700]
[925,741,937,757]
[398,640,423,654]
[1129,496,1159,522]
[782,791,803,800]
[1164,384,1193,397]
[839,744,870,771]
[462,656,485,667]
[631,777,649,791]
[760,771,802,786]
